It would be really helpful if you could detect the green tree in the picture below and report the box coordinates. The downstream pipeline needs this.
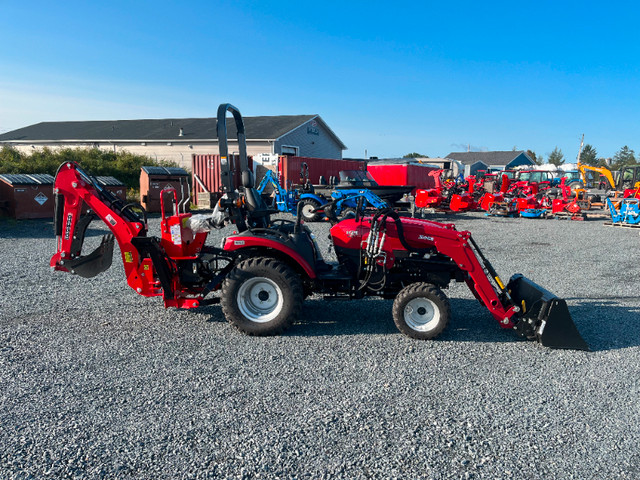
[547,147,565,166]
[612,145,636,169]
[525,149,543,165]
[579,144,598,166]
[403,152,428,158]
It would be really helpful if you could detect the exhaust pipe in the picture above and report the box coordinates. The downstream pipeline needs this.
[507,274,589,351]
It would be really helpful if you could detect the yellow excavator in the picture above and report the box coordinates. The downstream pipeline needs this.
[572,134,615,190]
[577,163,616,190]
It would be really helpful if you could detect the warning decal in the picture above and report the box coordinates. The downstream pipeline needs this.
[170,224,182,245]
[34,192,48,205]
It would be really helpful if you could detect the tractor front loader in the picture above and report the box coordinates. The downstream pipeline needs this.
[50,103,588,350]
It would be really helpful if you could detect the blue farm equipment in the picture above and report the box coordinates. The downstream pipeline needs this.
[256,169,327,221]
[256,169,389,222]
[606,197,640,226]
[328,188,389,219]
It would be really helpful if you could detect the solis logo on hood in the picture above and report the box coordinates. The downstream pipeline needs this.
[418,235,434,241]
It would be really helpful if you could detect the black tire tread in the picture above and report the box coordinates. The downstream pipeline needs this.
[221,257,303,336]
[392,283,450,340]
[300,198,322,222]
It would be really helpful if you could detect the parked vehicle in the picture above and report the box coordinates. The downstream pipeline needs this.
[323,170,414,204]
[49,103,588,350]
[551,170,582,189]
[255,169,327,222]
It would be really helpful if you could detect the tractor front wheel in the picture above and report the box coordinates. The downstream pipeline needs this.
[300,198,322,222]
[221,257,303,336]
[392,283,450,340]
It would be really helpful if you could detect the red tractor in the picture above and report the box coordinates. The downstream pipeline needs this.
[50,104,587,350]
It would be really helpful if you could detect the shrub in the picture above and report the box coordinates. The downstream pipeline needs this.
[0,146,178,189]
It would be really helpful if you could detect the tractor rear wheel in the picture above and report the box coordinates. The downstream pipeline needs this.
[300,198,322,222]
[221,257,303,335]
[392,283,450,340]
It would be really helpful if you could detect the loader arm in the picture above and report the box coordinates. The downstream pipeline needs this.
[401,219,520,327]
[395,217,588,350]
[51,162,168,300]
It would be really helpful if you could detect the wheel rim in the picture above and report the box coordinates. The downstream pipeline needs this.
[237,277,284,323]
[301,203,317,219]
[404,297,440,332]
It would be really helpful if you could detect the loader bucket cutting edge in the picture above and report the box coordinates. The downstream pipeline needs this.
[507,274,589,351]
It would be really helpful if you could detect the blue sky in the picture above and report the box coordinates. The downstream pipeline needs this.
[1,1,639,161]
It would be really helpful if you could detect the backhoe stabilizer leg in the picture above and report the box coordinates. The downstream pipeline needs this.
[507,274,589,351]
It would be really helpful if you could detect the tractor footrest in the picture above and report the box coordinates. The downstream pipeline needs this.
[198,297,221,305]
[316,271,353,281]
[322,294,353,301]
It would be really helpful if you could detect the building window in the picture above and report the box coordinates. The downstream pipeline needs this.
[281,145,299,156]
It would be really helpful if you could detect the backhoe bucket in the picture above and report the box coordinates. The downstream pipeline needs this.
[62,234,115,278]
[507,274,589,351]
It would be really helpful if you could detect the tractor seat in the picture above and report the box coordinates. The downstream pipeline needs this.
[242,170,272,227]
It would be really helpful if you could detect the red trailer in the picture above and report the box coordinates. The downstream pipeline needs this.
[191,154,254,207]
[367,162,441,194]
[277,156,365,188]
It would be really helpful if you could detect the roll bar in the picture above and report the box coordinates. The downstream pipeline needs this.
[216,103,248,193]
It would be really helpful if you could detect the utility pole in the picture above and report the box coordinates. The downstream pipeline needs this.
[576,134,584,166]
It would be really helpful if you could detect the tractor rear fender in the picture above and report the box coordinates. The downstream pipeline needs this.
[299,193,325,204]
[223,235,317,279]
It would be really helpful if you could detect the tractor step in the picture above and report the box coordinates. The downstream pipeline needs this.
[198,297,221,305]
[322,294,354,301]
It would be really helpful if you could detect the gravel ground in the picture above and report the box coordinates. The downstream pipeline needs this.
[1,209,640,479]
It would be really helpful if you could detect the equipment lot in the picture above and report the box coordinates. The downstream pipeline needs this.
[1,213,639,479]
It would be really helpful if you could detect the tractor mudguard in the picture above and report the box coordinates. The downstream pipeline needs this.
[223,234,317,279]
[507,274,588,351]
[299,193,325,204]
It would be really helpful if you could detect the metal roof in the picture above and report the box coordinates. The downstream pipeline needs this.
[0,114,347,149]
[95,176,126,187]
[0,173,55,185]
[141,166,189,176]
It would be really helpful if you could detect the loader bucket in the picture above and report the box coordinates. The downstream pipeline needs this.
[63,234,115,278]
[507,274,589,351]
